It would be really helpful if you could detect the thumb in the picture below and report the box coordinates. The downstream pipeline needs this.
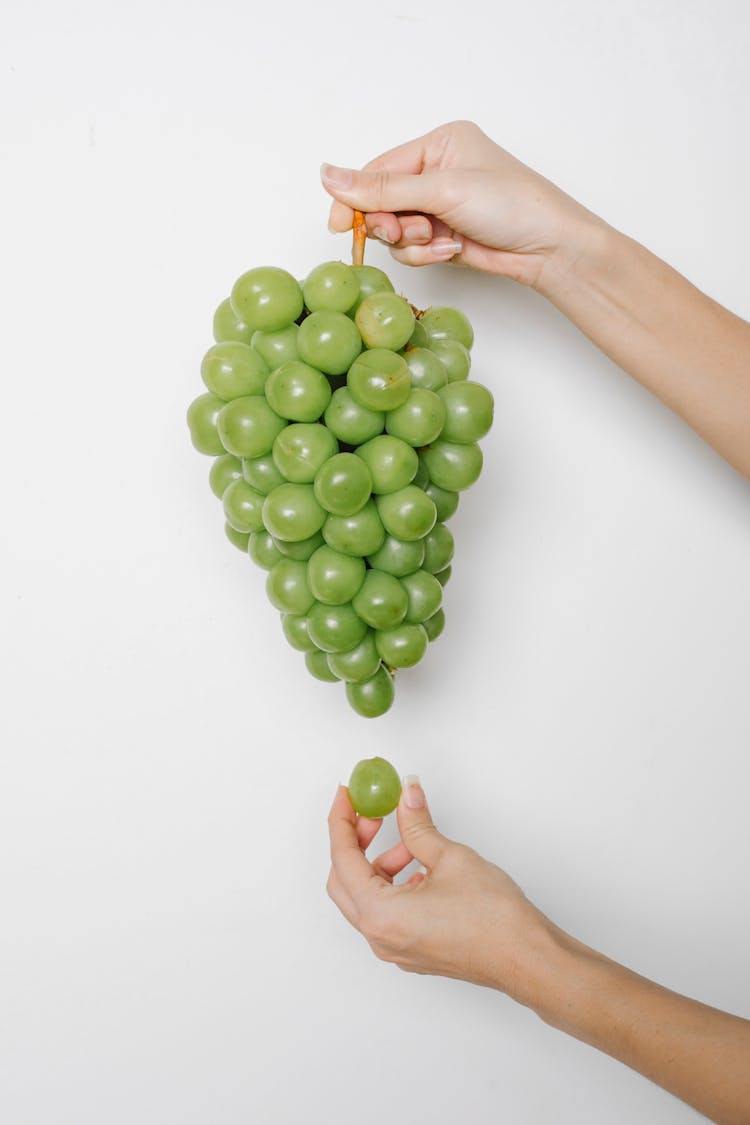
[320,163,446,217]
[396,775,447,870]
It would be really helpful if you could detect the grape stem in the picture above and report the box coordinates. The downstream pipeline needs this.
[352,210,367,267]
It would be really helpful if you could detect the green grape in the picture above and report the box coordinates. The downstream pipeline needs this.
[225,522,250,552]
[266,558,315,614]
[209,453,242,499]
[348,755,401,812]
[306,649,340,682]
[400,569,443,624]
[307,545,366,605]
[230,266,304,332]
[241,453,286,495]
[222,478,266,534]
[313,452,372,516]
[403,347,447,391]
[303,261,360,313]
[306,601,368,653]
[350,265,395,313]
[272,423,338,484]
[375,623,428,668]
[424,481,459,522]
[262,483,326,542]
[327,631,381,682]
[265,361,332,423]
[187,393,226,455]
[273,531,325,560]
[297,310,362,375]
[346,669,395,719]
[421,440,483,491]
[405,319,430,348]
[375,486,437,541]
[385,388,446,447]
[251,323,300,369]
[435,565,452,587]
[324,387,384,444]
[430,339,471,382]
[423,607,446,641]
[355,292,415,351]
[347,349,411,412]
[422,522,455,573]
[367,535,425,577]
[355,434,418,494]
[216,396,286,459]
[200,341,269,400]
[352,569,408,629]
[412,459,430,490]
[213,297,254,344]
[438,381,494,443]
[249,530,283,569]
[420,306,474,350]
[322,500,385,557]
[281,612,317,652]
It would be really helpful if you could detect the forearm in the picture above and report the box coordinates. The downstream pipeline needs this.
[537,213,750,478]
[513,921,750,1124]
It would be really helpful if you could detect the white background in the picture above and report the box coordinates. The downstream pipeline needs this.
[2,1,749,1122]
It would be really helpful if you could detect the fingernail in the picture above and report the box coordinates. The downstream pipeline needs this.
[372,225,395,245]
[320,163,353,189]
[404,221,430,242]
[430,238,463,259]
[403,774,426,809]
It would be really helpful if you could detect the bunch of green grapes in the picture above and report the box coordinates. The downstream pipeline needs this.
[187,262,493,717]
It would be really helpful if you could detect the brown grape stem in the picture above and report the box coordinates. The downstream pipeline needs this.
[352,210,367,267]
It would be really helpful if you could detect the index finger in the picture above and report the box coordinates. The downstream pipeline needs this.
[328,785,377,897]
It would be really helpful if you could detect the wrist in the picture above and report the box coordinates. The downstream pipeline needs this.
[533,205,615,304]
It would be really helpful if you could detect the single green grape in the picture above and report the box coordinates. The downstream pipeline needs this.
[313,452,372,517]
[272,423,338,484]
[272,531,325,560]
[400,569,443,624]
[347,349,411,412]
[347,756,401,813]
[327,631,381,682]
[262,483,327,542]
[435,565,452,587]
[352,569,408,630]
[307,545,366,605]
[355,435,418,494]
[423,607,446,641]
[200,341,269,400]
[265,361,332,423]
[187,393,226,455]
[241,453,286,495]
[375,486,437,542]
[403,347,448,391]
[209,453,243,499]
[322,500,385,557]
[406,319,430,348]
[251,323,300,369]
[305,649,340,682]
[297,310,362,375]
[421,440,483,491]
[230,266,304,332]
[422,522,455,573]
[420,306,474,350]
[216,396,286,459]
[346,669,395,719]
[355,292,415,351]
[213,297,253,344]
[412,459,430,490]
[248,530,283,569]
[281,612,317,652]
[303,261,360,313]
[424,481,459,522]
[437,381,494,443]
[350,265,395,313]
[429,339,471,382]
[375,623,428,668]
[366,535,425,577]
[385,388,446,447]
[222,478,266,534]
[324,387,385,445]
[306,601,368,653]
[265,558,315,614]
[225,522,250,552]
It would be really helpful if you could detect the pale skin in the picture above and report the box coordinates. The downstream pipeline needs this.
[322,122,750,1123]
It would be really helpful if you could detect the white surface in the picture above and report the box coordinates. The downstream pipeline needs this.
[1,1,749,1122]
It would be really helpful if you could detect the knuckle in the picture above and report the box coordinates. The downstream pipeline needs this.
[372,168,390,208]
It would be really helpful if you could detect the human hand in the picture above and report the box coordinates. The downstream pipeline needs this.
[326,777,555,1000]
[320,120,595,289]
